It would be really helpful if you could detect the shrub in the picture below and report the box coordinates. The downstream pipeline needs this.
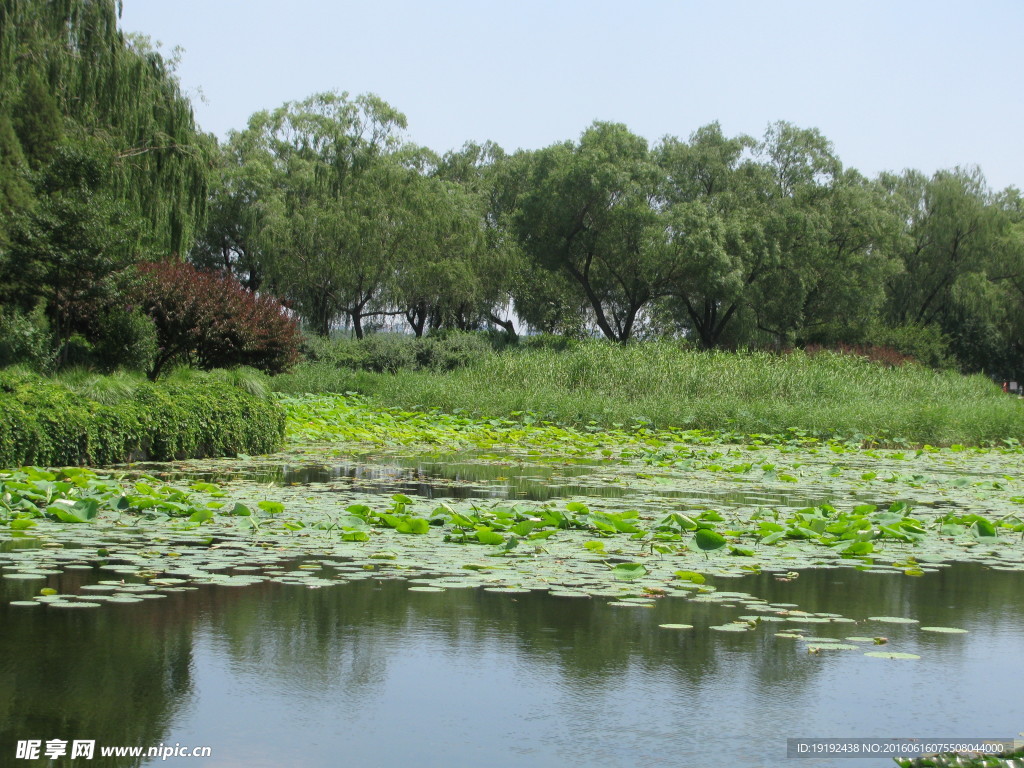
[137,261,301,379]
[802,342,915,368]
[859,323,955,370]
[0,306,56,373]
[420,331,494,371]
[89,308,158,373]
[0,369,284,466]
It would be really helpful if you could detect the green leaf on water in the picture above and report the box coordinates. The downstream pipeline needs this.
[972,519,997,537]
[694,528,727,552]
[674,570,706,584]
[841,541,874,556]
[610,563,647,580]
[475,528,504,545]
[397,518,430,535]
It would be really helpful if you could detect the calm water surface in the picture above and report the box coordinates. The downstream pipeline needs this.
[1,564,1021,768]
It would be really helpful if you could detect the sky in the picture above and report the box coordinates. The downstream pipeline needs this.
[119,0,1023,191]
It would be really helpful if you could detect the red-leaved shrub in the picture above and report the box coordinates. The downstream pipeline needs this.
[802,343,915,368]
[137,262,301,379]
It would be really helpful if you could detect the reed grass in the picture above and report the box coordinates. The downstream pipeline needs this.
[270,342,1024,445]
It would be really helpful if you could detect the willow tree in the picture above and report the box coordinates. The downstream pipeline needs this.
[0,0,211,362]
[513,122,671,342]
[882,168,1024,373]
[0,0,210,256]
[394,141,521,338]
[235,92,419,337]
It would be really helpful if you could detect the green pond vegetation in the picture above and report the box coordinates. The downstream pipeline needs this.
[273,341,1024,446]
[4,385,1024,764]
[3,396,1023,647]
[4,4,1024,764]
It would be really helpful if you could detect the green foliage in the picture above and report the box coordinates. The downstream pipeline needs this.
[513,121,664,342]
[358,333,422,373]
[0,369,284,467]
[298,331,498,374]
[89,308,159,373]
[0,1,211,256]
[860,323,955,370]
[0,306,56,373]
[272,342,1024,446]
[0,466,226,526]
[421,332,495,371]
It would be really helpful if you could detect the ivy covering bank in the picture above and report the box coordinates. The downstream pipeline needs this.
[0,370,284,467]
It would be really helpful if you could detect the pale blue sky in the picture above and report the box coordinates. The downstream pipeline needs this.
[120,0,1023,191]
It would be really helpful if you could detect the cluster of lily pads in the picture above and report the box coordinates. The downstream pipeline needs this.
[3,395,1023,654]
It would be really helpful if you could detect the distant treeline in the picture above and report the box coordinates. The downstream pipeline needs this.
[1,0,1022,379]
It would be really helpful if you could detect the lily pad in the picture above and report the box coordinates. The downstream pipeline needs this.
[867,616,919,624]
[919,626,968,633]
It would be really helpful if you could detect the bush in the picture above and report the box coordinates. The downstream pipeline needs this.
[89,308,158,373]
[0,369,285,466]
[860,323,955,370]
[359,333,422,373]
[0,306,56,373]
[420,331,494,371]
[300,331,500,374]
[137,261,301,379]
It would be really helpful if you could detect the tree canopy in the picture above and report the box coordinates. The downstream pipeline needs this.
[2,2,1023,378]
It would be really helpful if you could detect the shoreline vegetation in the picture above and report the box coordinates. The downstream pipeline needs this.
[0,367,283,467]
[0,338,1021,471]
[273,341,1024,448]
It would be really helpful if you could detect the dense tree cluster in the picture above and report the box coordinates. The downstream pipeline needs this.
[1,0,1022,378]
[198,101,1024,376]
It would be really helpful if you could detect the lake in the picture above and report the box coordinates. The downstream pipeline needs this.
[1,444,1023,767]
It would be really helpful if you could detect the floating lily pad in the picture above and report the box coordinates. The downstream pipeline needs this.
[867,616,919,624]
[919,626,968,633]
[805,643,860,651]
[658,624,693,630]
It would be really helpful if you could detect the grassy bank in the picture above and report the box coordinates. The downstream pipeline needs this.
[272,343,1023,445]
[0,367,284,466]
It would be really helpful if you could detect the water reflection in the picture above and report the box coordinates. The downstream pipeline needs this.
[1,564,1021,767]
[127,455,841,509]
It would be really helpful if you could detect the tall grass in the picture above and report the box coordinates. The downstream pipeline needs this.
[271,341,1024,445]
